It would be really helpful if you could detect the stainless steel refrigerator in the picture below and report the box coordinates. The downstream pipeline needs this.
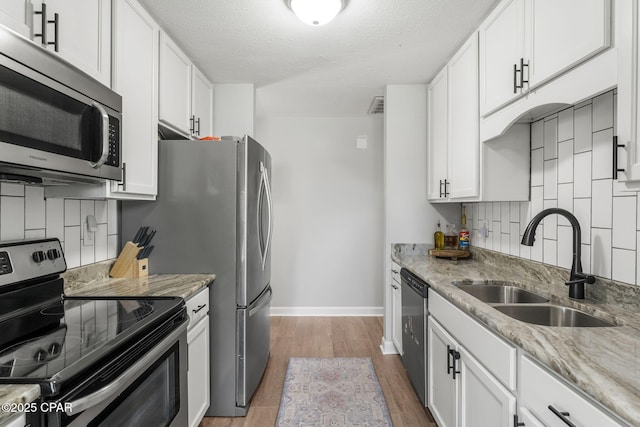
[121,135,273,416]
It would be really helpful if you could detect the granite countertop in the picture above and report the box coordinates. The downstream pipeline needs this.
[392,244,640,426]
[0,261,215,423]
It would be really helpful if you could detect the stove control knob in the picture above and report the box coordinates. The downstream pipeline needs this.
[34,348,48,362]
[32,251,46,263]
[48,343,61,356]
[47,249,60,260]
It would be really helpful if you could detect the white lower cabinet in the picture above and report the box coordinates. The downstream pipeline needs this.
[428,316,515,427]
[519,355,625,427]
[186,288,210,427]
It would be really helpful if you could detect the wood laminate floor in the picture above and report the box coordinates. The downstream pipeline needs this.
[199,316,436,427]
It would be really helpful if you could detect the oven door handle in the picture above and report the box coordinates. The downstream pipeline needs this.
[65,320,187,416]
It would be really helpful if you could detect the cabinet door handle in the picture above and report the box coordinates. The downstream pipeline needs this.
[548,405,576,427]
[189,115,195,133]
[196,117,201,135]
[513,414,525,427]
[439,179,444,198]
[613,136,626,179]
[192,304,207,314]
[447,345,453,374]
[118,162,127,191]
[519,58,529,88]
[451,349,461,379]
[48,12,59,52]
[34,3,48,46]
[444,179,450,197]
[513,63,519,94]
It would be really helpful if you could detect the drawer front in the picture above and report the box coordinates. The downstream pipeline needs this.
[391,261,401,284]
[186,287,209,328]
[429,289,516,390]
[520,355,625,427]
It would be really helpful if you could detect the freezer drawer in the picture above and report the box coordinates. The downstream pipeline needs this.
[236,286,272,408]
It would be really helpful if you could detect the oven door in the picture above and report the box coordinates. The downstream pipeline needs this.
[41,320,188,427]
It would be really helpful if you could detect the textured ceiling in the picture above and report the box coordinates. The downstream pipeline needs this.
[138,0,499,117]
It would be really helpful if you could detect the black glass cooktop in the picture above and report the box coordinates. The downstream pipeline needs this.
[0,295,184,386]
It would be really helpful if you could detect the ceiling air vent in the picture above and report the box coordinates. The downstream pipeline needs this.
[367,96,384,114]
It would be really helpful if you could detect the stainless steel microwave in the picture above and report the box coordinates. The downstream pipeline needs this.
[0,25,122,185]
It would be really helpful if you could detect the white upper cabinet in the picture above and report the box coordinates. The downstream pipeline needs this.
[191,66,214,138]
[30,0,111,86]
[159,32,192,136]
[428,33,480,202]
[479,0,611,117]
[447,33,480,200]
[479,0,525,116]
[528,0,611,88]
[110,0,159,198]
[159,33,213,138]
[427,68,449,200]
[0,1,30,37]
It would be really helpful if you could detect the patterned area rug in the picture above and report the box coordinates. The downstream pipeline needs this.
[276,357,393,427]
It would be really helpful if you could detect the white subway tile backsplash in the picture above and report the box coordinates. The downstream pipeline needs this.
[64,226,81,269]
[1,197,25,241]
[501,201,510,232]
[531,148,544,186]
[557,183,573,227]
[557,140,574,184]
[544,159,558,199]
[592,90,614,132]
[581,244,591,274]
[531,186,544,221]
[25,187,45,229]
[493,221,501,251]
[510,202,520,223]
[530,225,543,262]
[543,199,558,240]
[612,196,637,250]
[544,118,558,160]
[543,239,557,266]
[591,228,612,279]
[64,200,81,226]
[574,105,592,153]
[510,222,520,256]
[0,183,117,268]
[1,183,24,197]
[519,201,531,233]
[46,199,64,241]
[592,179,613,228]
[557,225,573,269]
[573,198,592,245]
[592,129,614,180]
[574,152,592,197]
[531,120,544,149]
[558,108,574,142]
[501,233,510,255]
[612,248,635,284]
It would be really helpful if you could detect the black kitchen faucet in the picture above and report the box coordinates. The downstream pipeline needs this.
[521,208,596,299]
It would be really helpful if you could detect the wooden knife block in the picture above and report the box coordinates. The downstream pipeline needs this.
[110,241,149,278]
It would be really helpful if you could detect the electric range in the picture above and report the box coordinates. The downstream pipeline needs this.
[0,239,188,427]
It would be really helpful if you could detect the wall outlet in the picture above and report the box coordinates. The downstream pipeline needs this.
[83,215,97,246]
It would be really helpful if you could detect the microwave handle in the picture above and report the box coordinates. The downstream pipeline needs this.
[89,102,110,169]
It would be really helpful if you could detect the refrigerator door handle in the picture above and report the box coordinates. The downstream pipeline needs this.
[258,161,273,270]
[263,162,273,268]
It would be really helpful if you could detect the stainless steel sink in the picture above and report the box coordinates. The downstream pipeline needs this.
[494,305,616,327]
[453,283,549,304]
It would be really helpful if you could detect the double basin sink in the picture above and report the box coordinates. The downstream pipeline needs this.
[452,281,616,327]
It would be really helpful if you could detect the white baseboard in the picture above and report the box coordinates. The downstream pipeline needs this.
[270,306,384,317]
[380,337,399,355]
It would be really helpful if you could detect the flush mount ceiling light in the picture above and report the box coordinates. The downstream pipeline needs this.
[285,0,348,26]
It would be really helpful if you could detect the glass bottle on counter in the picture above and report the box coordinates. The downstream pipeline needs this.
[444,224,458,250]
[459,207,470,251]
[434,221,445,250]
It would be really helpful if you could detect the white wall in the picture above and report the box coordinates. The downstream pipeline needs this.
[256,116,384,315]
[0,183,119,268]
[382,85,460,353]
[213,84,255,137]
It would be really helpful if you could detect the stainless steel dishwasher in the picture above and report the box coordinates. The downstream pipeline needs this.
[400,268,429,407]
